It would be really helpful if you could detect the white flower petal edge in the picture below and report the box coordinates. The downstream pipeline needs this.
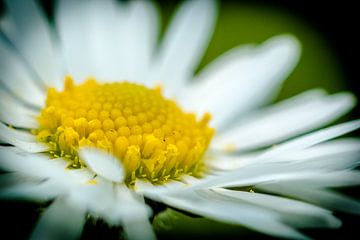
[161,190,310,240]
[56,0,102,82]
[79,147,125,183]
[0,37,45,107]
[150,0,217,97]
[184,120,360,190]
[66,179,156,240]
[133,125,360,237]
[0,88,39,128]
[0,123,48,152]
[213,90,356,151]
[209,138,360,171]
[213,188,341,229]
[180,34,301,129]
[30,198,87,240]
[116,0,159,83]
[0,149,91,201]
[3,0,63,89]
[115,186,156,240]
[257,184,360,214]
[56,0,159,83]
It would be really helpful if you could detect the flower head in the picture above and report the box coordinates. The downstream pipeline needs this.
[0,0,359,240]
[35,76,214,183]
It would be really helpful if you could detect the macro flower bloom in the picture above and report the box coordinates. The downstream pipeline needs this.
[0,0,359,239]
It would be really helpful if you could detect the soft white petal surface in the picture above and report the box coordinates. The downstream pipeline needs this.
[69,182,155,240]
[0,123,48,152]
[30,198,86,240]
[162,190,308,239]
[209,138,360,171]
[188,120,360,190]
[0,180,66,201]
[115,0,159,83]
[56,0,104,82]
[258,183,360,214]
[180,35,300,128]
[150,0,217,96]
[0,37,45,107]
[116,186,156,240]
[213,188,341,228]
[79,147,124,182]
[213,90,355,151]
[4,0,63,89]
[282,170,360,188]
[258,119,360,161]
[135,179,186,201]
[0,147,67,179]
[0,88,38,128]
[0,14,17,40]
[56,0,158,83]
[0,173,36,188]
[75,0,124,81]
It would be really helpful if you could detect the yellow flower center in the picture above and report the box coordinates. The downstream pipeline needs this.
[34,76,214,184]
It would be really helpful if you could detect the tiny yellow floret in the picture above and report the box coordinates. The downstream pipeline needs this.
[35,76,214,184]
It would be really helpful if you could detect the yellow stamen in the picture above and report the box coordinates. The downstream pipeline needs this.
[35,76,215,184]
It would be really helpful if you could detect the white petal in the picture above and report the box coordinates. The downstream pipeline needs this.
[198,163,323,190]
[201,154,359,190]
[65,168,94,186]
[135,179,186,201]
[285,170,360,188]
[60,0,123,81]
[213,91,355,151]
[258,183,360,214]
[79,183,156,240]
[209,138,360,171]
[208,146,360,188]
[150,0,217,96]
[273,143,360,171]
[276,138,360,162]
[0,14,17,40]
[0,180,66,201]
[163,190,308,239]
[0,147,68,180]
[56,0,102,82]
[116,186,156,240]
[206,152,260,171]
[254,170,360,190]
[115,0,159,83]
[56,0,158,82]
[0,88,39,128]
[0,172,35,188]
[0,123,48,152]
[4,0,63,89]
[213,188,341,228]
[0,122,37,142]
[258,119,360,161]
[30,198,86,240]
[180,35,300,128]
[0,37,45,107]
[192,121,360,190]
[66,178,115,216]
[79,147,124,182]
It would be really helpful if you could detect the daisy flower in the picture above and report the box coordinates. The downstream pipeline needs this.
[0,0,359,239]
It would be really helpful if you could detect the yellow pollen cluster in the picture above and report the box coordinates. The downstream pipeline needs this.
[35,76,214,184]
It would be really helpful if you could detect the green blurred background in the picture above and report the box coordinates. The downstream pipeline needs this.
[0,0,358,239]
